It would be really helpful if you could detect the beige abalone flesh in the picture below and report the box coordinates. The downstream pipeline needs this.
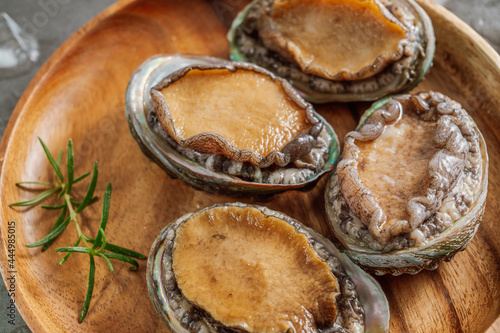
[147,203,390,332]
[325,91,488,275]
[228,0,435,102]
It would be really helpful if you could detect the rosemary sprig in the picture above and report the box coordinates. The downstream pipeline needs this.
[10,138,147,323]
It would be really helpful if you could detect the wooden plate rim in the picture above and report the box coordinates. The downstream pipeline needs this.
[0,0,499,332]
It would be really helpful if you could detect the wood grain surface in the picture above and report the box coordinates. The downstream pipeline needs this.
[0,0,499,332]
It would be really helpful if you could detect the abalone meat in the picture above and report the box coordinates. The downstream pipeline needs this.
[147,203,389,332]
[325,91,488,275]
[228,0,435,103]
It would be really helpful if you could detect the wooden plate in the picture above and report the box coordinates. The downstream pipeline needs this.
[0,0,499,332]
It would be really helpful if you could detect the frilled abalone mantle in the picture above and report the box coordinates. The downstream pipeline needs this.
[150,62,323,169]
[336,92,483,249]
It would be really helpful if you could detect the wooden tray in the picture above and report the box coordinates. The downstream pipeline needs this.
[0,0,499,332]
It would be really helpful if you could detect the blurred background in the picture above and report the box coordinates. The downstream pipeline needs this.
[0,0,499,332]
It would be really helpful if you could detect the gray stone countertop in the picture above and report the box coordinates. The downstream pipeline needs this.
[0,0,499,332]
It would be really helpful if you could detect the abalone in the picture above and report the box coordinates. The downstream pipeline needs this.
[228,0,435,103]
[147,203,389,332]
[126,54,339,195]
[325,91,488,275]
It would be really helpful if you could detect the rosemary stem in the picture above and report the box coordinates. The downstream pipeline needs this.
[11,138,146,323]
[64,193,91,249]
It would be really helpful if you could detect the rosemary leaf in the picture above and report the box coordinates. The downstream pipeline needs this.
[73,172,90,184]
[9,187,59,207]
[76,162,98,213]
[39,137,64,183]
[99,184,111,231]
[41,203,66,210]
[55,246,93,254]
[66,139,75,194]
[92,184,111,250]
[100,252,139,271]
[56,149,63,167]
[96,253,114,273]
[26,216,70,248]
[83,237,146,259]
[79,255,95,323]
[58,237,81,265]
[42,205,68,251]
